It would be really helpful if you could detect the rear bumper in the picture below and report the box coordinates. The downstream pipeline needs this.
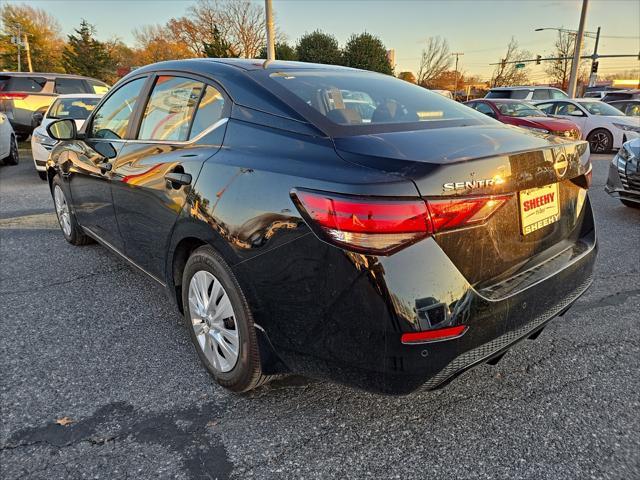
[236,197,598,394]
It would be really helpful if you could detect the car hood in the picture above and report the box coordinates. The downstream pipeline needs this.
[334,124,570,166]
[519,116,577,131]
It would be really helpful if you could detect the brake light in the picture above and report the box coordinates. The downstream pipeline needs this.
[0,92,28,100]
[291,189,511,255]
[401,325,467,344]
[427,195,511,232]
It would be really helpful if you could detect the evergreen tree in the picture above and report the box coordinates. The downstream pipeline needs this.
[203,26,238,58]
[342,33,393,75]
[258,42,298,61]
[62,20,113,81]
[296,30,341,65]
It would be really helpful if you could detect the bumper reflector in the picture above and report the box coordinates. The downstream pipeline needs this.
[401,325,467,344]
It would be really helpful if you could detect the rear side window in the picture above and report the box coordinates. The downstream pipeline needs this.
[189,85,226,139]
[532,89,550,100]
[138,76,203,141]
[90,77,147,139]
[0,75,47,92]
[88,79,110,94]
[55,78,88,94]
[485,90,511,99]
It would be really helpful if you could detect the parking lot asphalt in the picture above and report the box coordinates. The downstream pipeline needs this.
[1,149,639,480]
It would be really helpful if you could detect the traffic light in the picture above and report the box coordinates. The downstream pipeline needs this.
[591,61,599,73]
[536,55,542,65]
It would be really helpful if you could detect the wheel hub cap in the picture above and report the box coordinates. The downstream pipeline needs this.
[188,270,239,373]
[53,185,71,236]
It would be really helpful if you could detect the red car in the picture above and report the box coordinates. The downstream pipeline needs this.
[465,98,581,140]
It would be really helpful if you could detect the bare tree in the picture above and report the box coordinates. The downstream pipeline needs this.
[545,30,588,90]
[224,0,266,58]
[416,37,452,86]
[490,38,530,87]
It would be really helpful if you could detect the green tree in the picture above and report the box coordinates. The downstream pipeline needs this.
[258,42,297,60]
[0,4,65,72]
[62,20,113,81]
[296,30,341,65]
[203,26,238,57]
[342,32,392,74]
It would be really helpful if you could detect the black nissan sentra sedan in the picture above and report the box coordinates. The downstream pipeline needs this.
[45,59,597,394]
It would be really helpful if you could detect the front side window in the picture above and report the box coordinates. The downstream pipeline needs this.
[268,70,487,130]
[138,76,204,141]
[556,102,584,116]
[89,77,146,139]
[48,97,101,120]
[55,78,88,94]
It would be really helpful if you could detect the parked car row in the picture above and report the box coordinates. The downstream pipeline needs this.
[0,72,109,141]
[606,137,640,209]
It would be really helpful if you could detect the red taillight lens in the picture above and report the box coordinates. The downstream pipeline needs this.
[291,189,511,255]
[291,189,432,254]
[0,92,28,100]
[401,325,467,344]
[427,195,511,232]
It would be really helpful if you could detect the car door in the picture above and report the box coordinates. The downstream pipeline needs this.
[110,74,228,280]
[65,76,149,251]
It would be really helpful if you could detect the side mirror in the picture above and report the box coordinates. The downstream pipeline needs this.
[568,110,584,117]
[47,118,77,141]
[32,111,44,128]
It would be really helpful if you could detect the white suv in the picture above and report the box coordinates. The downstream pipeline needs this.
[486,86,568,101]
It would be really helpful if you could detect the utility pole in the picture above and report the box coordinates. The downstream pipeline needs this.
[13,24,22,72]
[452,52,464,101]
[588,26,601,87]
[24,34,33,73]
[265,0,275,61]
[567,0,589,97]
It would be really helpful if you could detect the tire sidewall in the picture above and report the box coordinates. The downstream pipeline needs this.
[182,247,258,390]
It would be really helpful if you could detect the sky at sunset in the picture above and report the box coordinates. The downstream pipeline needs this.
[12,0,640,81]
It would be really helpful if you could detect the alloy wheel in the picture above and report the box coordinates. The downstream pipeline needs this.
[188,270,239,373]
[53,185,72,236]
[589,132,610,153]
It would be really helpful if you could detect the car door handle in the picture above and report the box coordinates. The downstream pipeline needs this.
[165,172,192,189]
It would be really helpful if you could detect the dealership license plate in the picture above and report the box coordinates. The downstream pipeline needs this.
[519,183,560,235]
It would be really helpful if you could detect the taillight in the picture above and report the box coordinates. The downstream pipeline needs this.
[0,92,28,100]
[292,189,511,255]
[291,189,432,255]
[427,195,512,232]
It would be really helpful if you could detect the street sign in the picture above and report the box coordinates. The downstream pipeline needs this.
[515,63,526,69]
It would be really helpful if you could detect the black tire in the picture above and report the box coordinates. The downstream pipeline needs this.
[182,245,273,392]
[4,135,19,165]
[37,170,47,181]
[51,175,92,246]
[621,199,640,209]
[587,128,613,153]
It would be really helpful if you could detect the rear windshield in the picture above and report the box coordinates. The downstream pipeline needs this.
[495,102,546,117]
[603,92,633,102]
[0,75,47,93]
[580,101,625,116]
[48,97,101,120]
[267,70,487,132]
[486,89,530,99]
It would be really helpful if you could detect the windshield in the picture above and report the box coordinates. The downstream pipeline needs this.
[268,70,488,130]
[496,102,546,118]
[48,97,101,120]
[580,101,625,116]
